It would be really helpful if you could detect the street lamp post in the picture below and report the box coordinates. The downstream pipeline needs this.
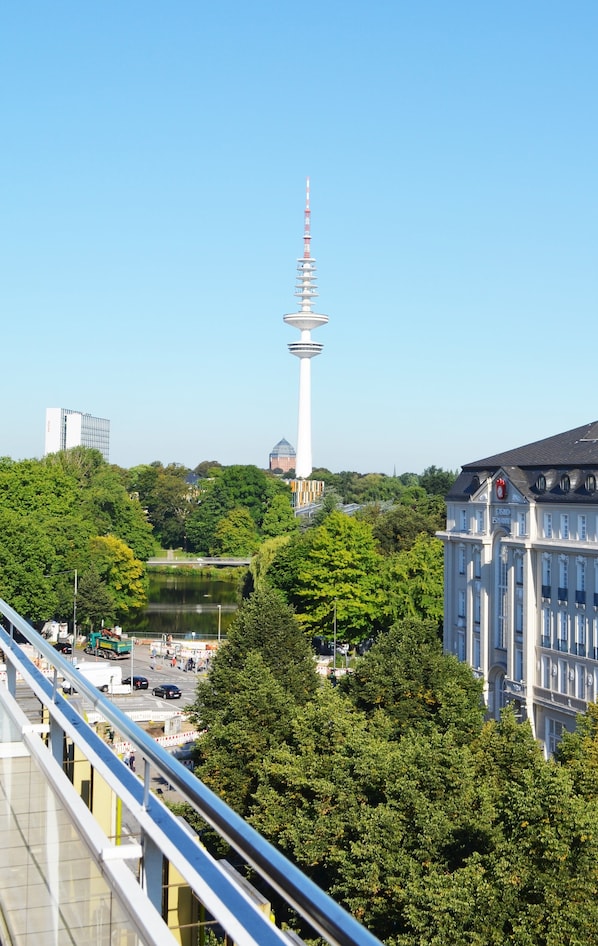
[332,598,337,680]
[73,569,78,638]
[130,637,135,693]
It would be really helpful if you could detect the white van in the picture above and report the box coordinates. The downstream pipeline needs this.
[62,661,123,694]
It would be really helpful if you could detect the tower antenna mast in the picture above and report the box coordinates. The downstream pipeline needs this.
[283,179,329,479]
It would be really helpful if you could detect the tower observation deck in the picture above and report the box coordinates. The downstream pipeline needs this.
[283,178,328,479]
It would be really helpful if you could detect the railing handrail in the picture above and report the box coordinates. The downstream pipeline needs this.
[0,599,382,946]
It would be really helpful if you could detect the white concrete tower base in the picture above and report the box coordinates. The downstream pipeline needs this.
[295,357,312,478]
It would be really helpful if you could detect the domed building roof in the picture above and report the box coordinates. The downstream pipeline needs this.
[270,438,296,458]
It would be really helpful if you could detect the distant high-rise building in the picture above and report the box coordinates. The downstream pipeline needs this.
[283,179,328,479]
[269,437,296,473]
[45,408,110,462]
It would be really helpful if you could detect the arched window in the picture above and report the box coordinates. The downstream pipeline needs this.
[537,474,546,492]
[560,474,570,493]
[586,473,596,493]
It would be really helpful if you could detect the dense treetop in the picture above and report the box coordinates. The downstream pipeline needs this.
[184,607,598,946]
[0,448,156,626]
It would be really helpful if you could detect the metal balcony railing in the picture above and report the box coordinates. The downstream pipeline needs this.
[0,599,382,946]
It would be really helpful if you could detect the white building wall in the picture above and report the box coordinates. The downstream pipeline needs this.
[441,475,598,754]
[45,408,110,462]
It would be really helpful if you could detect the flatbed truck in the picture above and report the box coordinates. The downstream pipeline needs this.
[85,629,132,659]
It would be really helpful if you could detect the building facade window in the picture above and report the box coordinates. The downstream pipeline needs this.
[458,546,466,575]
[517,511,527,536]
[460,509,468,532]
[515,554,524,585]
[543,512,553,539]
[560,514,570,539]
[586,474,596,493]
[575,613,586,657]
[515,648,524,682]
[473,635,481,669]
[558,556,568,600]
[558,659,568,694]
[542,607,551,648]
[476,509,485,534]
[561,475,570,493]
[576,665,586,700]
[557,611,569,652]
[547,718,564,755]
[458,589,466,620]
[579,514,587,541]
[473,547,481,579]
[542,554,552,597]
[576,558,586,604]
[457,631,466,661]
[541,655,551,689]
[496,550,508,649]
[515,591,524,635]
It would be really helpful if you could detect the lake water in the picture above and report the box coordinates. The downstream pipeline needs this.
[125,569,240,641]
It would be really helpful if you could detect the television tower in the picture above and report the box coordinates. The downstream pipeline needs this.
[283,178,328,479]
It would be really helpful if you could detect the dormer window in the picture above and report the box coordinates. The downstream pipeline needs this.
[560,474,570,493]
[537,474,546,492]
[586,474,596,493]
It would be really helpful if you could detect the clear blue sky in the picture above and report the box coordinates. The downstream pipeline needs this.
[2,2,597,475]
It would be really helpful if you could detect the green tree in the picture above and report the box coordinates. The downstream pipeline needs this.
[0,508,58,619]
[192,652,297,815]
[272,511,385,643]
[186,465,287,553]
[250,690,491,944]
[89,535,148,618]
[554,702,598,799]
[345,618,485,744]
[188,587,319,729]
[76,567,115,631]
[381,535,444,628]
[127,462,191,550]
[370,498,445,554]
[210,507,260,556]
[418,465,457,496]
[260,492,298,538]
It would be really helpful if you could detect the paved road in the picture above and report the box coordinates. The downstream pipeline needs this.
[110,641,207,707]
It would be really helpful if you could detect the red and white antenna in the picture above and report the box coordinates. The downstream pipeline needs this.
[303,176,311,259]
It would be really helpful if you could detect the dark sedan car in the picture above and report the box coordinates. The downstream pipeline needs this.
[123,675,149,690]
[152,684,182,700]
[54,640,73,654]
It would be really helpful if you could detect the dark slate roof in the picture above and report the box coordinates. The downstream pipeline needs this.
[466,421,598,469]
[447,422,598,504]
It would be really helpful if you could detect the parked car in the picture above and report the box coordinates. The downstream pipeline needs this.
[152,684,182,700]
[123,675,149,690]
[54,640,73,654]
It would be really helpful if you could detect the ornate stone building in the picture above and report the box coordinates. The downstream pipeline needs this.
[438,421,598,754]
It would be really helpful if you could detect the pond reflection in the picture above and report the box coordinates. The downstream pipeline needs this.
[126,569,241,641]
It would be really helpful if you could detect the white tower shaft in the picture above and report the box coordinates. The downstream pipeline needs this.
[296,357,312,478]
[283,179,328,479]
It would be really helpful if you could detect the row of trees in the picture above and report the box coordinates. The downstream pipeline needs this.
[0,446,452,632]
[0,449,157,628]
[123,461,455,555]
[184,591,598,946]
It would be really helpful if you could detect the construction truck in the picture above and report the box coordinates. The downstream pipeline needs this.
[85,629,132,659]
